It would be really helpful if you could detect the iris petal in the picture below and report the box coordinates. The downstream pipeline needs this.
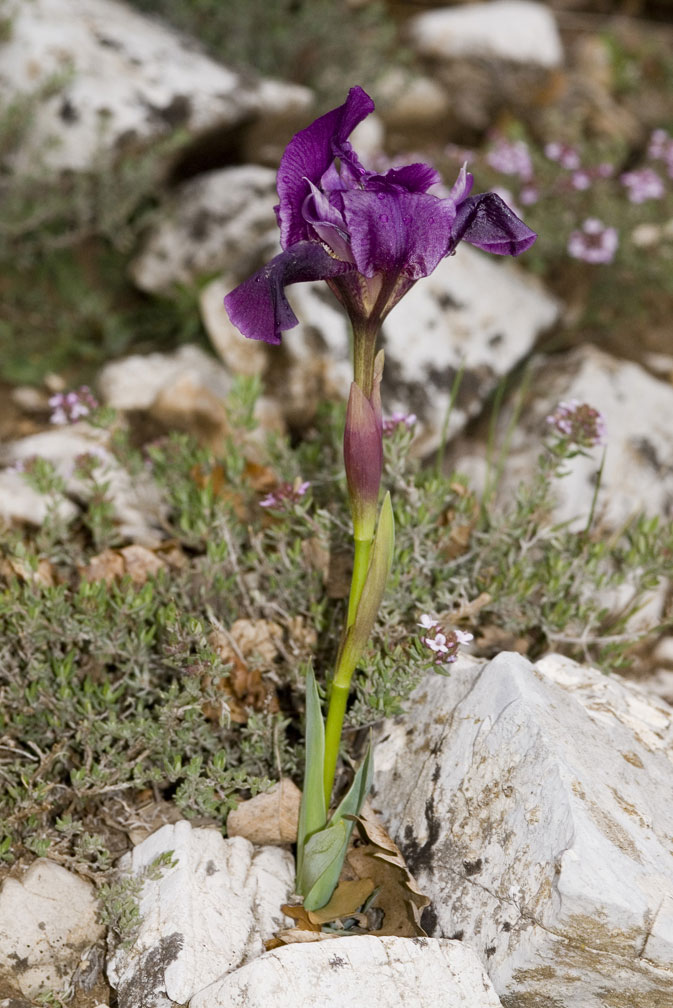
[224,241,354,345]
[375,163,442,193]
[343,190,455,279]
[276,86,375,250]
[450,193,537,256]
[449,163,474,204]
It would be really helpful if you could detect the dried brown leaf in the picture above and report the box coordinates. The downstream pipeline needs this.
[306,877,375,926]
[204,620,282,723]
[281,903,323,933]
[242,459,277,493]
[5,556,55,587]
[226,779,301,845]
[265,928,339,950]
[80,549,125,584]
[346,803,430,938]
[119,544,166,584]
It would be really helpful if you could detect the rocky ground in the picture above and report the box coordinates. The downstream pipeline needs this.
[2,1,673,1006]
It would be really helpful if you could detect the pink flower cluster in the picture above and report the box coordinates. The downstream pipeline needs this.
[259,478,310,509]
[418,614,473,666]
[620,168,665,204]
[567,218,618,264]
[545,400,607,448]
[544,141,613,193]
[382,411,417,436]
[48,386,98,425]
[648,129,673,175]
[486,137,538,205]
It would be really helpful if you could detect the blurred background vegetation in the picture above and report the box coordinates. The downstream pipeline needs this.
[1,0,673,380]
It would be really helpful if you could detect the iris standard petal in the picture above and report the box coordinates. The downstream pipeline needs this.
[224,241,354,345]
[276,86,375,250]
[343,189,455,279]
[450,193,537,255]
[375,162,442,193]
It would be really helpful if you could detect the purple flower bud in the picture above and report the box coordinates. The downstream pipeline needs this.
[344,380,383,541]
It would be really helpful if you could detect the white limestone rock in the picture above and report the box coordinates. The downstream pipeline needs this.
[409,1,563,69]
[0,860,104,999]
[206,244,558,443]
[98,344,232,412]
[191,935,503,1008]
[372,651,673,1006]
[1,0,311,174]
[106,821,295,1008]
[380,246,558,454]
[1,426,165,545]
[130,166,279,295]
[457,345,673,530]
[0,467,78,527]
[97,343,283,446]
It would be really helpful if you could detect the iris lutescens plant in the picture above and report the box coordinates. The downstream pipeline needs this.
[225,86,536,909]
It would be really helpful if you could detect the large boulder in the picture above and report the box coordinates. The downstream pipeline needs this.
[130,166,279,295]
[372,651,673,1006]
[0,0,312,174]
[0,860,104,999]
[106,821,295,1008]
[409,0,563,68]
[191,935,504,1008]
[455,345,673,531]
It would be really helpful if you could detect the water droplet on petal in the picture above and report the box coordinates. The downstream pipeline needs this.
[379,214,389,222]
[377,192,386,201]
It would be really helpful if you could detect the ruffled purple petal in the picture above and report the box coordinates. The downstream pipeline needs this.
[343,190,455,279]
[450,193,537,255]
[276,86,375,250]
[224,242,354,345]
[376,162,441,193]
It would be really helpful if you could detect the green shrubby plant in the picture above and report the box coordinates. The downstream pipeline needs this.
[0,369,671,894]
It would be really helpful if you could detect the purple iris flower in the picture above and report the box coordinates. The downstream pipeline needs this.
[224,86,536,349]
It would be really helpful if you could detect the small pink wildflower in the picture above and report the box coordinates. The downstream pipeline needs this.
[259,478,310,508]
[48,386,98,425]
[486,137,533,181]
[382,411,417,436]
[620,168,665,204]
[648,128,672,161]
[519,184,539,206]
[545,142,580,170]
[571,170,592,191]
[567,218,618,264]
[546,399,606,448]
[419,615,473,665]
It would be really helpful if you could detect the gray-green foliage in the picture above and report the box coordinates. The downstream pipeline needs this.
[1,384,670,885]
[99,850,177,949]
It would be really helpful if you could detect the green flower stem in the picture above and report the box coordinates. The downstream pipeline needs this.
[352,322,377,398]
[347,536,372,628]
[322,679,350,809]
[321,311,392,810]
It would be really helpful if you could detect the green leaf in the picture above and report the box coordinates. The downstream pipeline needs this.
[301,818,349,911]
[338,493,394,679]
[296,664,326,888]
[300,743,374,911]
[329,738,373,827]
